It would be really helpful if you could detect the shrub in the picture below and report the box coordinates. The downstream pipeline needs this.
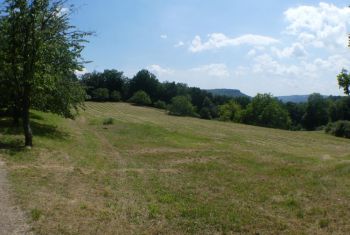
[168,96,196,117]
[103,118,115,125]
[325,121,350,138]
[128,90,152,106]
[199,107,212,119]
[154,100,167,109]
[218,100,241,122]
[30,208,42,221]
[200,97,218,119]
[92,88,109,102]
[110,90,121,102]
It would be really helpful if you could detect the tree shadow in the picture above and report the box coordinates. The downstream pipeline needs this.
[0,117,70,152]
[30,113,44,121]
[0,139,25,154]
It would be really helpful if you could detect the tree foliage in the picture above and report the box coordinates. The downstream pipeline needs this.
[326,121,350,138]
[168,96,196,117]
[0,0,90,146]
[92,88,109,102]
[241,94,291,129]
[302,93,329,130]
[218,100,241,122]
[337,69,350,96]
[129,70,160,101]
[81,69,126,101]
[129,90,152,106]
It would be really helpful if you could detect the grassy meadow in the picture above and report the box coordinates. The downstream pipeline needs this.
[0,102,350,234]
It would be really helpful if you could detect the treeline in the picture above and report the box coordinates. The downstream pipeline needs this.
[80,69,350,134]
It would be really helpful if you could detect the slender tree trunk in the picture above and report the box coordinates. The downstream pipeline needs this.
[22,86,32,147]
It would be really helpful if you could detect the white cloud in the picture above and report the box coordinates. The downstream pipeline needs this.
[247,49,257,57]
[174,41,185,48]
[160,34,168,39]
[284,2,350,48]
[190,64,230,77]
[75,67,88,76]
[189,33,279,53]
[56,7,69,17]
[233,66,249,77]
[271,43,307,58]
[240,53,350,80]
[252,54,301,76]
[148,64,174,76]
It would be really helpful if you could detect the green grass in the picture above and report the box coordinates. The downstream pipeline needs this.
[1,102,350,234]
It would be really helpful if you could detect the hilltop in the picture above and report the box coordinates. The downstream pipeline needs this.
[0,102,350,234]
[207,89,249,98]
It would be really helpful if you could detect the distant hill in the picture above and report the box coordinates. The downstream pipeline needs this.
[277,95,335,103]
[277,95,310,103]
[207,89,249,98]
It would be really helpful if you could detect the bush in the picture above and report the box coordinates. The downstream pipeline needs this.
[168,96,196,117]
[218,100,241,122]
[199,107,212,119]
[92,88,109,102]
[200,97,218,119]
[103,118,115,125]
[110,90,121,102]
[325,121,350,138]
[154,100,167,109]
[128,90,152,106]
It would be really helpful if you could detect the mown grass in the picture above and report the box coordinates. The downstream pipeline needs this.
[1,102,350,234]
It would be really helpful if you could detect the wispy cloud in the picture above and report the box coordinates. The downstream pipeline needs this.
[190,64,230,77]
[189,33,279,53]
[174,41,185,48]
[148,64,174,76]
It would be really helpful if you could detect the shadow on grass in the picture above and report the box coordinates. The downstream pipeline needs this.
[0,117,69,152]
[0,139,24,154]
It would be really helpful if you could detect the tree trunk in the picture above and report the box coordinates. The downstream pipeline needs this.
[22,86,32,147]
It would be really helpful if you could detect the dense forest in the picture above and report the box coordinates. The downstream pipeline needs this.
[80,69,350,136]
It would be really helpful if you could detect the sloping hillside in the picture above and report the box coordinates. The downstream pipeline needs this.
[0,102,350,234]
[207,89,249,97]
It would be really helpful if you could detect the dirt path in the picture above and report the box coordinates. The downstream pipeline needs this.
[0,159,31,235]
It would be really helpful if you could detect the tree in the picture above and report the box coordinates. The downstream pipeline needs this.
[200,97,217,119]
[218,100,241,122]
[128,90,152,106]
[241,94,291,129]
[0,0,90,146]
[92,88,109,102]
[329,96,350,122]
[285,102,306,129]
[32,74,86,118]
[168,96,196,117]
[80,69,126,100]
[128,70,160,101]
[337,69,350,95]
[302,93,329,130]
[110,90,121,102]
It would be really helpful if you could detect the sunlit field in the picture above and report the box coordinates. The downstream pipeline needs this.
[1,102,350,234]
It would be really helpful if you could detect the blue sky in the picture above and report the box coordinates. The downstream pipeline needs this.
[70,0,350,96]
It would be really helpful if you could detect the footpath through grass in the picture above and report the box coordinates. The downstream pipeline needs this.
[1,102,350,234]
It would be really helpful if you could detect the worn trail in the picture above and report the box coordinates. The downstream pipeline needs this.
[0,159,31,235]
